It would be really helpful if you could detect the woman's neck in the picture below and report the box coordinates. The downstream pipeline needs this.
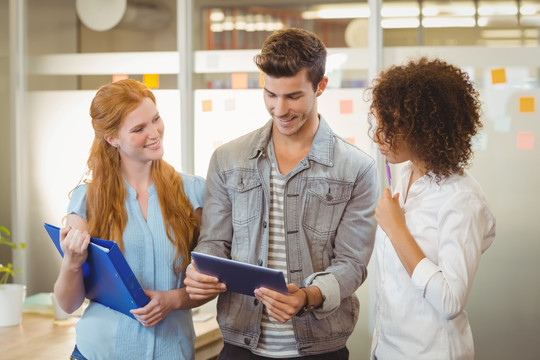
[120,159,154,191]
[409,160,428,184]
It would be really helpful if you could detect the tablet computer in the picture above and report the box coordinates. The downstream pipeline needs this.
[191,252,288,296]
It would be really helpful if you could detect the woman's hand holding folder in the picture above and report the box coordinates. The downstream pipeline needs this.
[54,216,91,314]
[60,226,91,269]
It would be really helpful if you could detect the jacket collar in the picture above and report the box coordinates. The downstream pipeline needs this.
[248,115,335,167]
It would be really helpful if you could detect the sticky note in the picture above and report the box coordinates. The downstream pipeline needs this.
[231,73,249,89]
[259,72,264,88]
[493,115,511,133]
[112,74,129,82]
[213,140,223,149]
[517,131,535,150]
[143,74,159,89]
[519,97,535,113]
[225,98,236,111]
[340,99,354,114]
[202,99,213,112]
[344,137,356,145]
[472,132,488,151]
[206,54,220,69]
[491,68,506,85]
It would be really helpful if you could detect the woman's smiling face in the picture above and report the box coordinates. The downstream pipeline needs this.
[113,97,164,166]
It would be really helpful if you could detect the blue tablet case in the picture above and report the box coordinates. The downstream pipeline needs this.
[191,251,288,296]
[44,223,149,319]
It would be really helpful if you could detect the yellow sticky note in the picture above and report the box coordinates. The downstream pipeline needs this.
[519,97,535,113]
[112,74,129,82]
[259,73,264,88]
[340,99,354,114]
[143,74,159,89]
[491,68,506,85]
[231,73,249,89]
[201,99,213,112]
[517,131,535,150]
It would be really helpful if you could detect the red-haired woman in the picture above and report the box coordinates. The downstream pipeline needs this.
[54,79,209,360]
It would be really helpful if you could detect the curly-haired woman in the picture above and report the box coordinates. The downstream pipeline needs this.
[367,57,496,360]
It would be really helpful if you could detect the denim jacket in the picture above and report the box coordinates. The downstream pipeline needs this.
[195,116,378,355]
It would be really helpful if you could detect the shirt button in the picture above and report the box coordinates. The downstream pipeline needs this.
[263,221,267,228]
[238,182,244,190]
[326,194,333,201]
[254,299,259,306]
[244,337,251,345]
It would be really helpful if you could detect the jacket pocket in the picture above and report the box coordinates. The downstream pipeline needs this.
[303,178,353,235]
[224,169,262,225]
[298,295,359,342]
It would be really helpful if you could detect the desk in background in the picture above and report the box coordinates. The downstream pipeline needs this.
[0,311,222,360]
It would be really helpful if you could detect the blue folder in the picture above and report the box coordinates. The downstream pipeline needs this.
[44,223,149,319]
[191,251,288,296]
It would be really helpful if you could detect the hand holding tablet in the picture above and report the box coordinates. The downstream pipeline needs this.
[191,252,288,297]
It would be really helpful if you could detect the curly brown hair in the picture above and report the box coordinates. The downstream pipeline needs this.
[367,57,483,180]
[254,27,326,92]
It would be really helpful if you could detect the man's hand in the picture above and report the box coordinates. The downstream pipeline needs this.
[184,261,227,300]
[254,284,307,323]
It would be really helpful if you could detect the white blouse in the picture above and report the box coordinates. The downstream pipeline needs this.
[371,161,496,360]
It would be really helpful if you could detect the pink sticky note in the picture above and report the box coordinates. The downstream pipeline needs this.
[112,74,129,82]
[340,99,354,114]
[517,131,535,150]
[212,140,223,150]
[344,137,356,145]
[201,99,213,112]
[231,73,249,89]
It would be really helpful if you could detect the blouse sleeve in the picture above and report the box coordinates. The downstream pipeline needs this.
[67,184,88,219]
[178,172,205,210]
[411,191,496,320]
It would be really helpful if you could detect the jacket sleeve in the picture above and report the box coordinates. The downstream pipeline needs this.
[193,149,234,259]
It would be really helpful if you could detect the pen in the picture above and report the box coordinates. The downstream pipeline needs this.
[385,159,392,194]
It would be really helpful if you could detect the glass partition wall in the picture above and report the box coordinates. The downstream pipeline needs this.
[8,0,185,306]
[0,1,11,273]
[4,1,540,358]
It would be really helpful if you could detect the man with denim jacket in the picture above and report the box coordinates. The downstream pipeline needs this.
[185,27,378,359]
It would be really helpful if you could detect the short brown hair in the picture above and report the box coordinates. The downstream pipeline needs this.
[254,27,326,91]
[367,57,483,180]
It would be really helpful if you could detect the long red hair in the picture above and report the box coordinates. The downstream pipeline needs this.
[82,79,198,273]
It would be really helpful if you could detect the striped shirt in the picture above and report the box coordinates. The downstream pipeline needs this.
[253,142,299,358]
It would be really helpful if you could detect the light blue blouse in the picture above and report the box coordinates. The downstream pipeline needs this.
[67,173,205,360]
